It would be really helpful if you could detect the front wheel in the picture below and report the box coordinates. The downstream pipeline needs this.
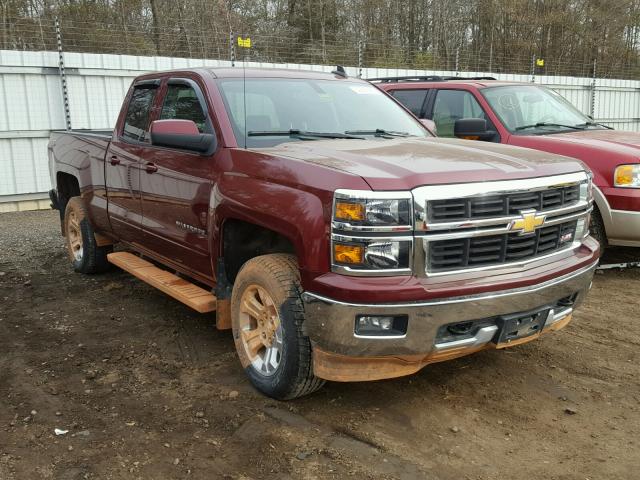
[590,206,607,255]
[64,197,112,274]
[231,254,325,400]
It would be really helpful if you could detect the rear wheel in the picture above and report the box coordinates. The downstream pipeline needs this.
[231,254,325,400]
[64,197,112,274]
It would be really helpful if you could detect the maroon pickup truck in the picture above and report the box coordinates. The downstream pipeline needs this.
[48,68,599,399]
[376,77,640,250]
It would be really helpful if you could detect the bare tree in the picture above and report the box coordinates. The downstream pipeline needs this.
[2,0,639,78]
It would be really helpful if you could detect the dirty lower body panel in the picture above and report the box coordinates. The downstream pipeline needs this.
[303,261,597,382]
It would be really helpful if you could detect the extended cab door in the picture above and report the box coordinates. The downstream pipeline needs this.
[106,80,160,241]
[137,77,217,281]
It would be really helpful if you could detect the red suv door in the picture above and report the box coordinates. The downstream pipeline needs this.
[426,88,499,140]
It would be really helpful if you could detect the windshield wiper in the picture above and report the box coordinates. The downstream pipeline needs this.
[344,128,411,138]
[575,121,613,130]
[515,122,586,131]
[247,129,364,140]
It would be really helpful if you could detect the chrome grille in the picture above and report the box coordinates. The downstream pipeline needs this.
[429,220,577,272]
[429,184,580,223]
[411,172,592,276]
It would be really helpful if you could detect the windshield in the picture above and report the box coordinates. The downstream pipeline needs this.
[217,78,429,147]
[482,85,595,133]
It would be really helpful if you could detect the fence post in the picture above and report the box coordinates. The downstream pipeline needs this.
[590,58,597,119]
[455,47,459,77]
[488,30,494,74]
[55,17,71,131]
[530,54,536,83]
[357,39,363,78]
[229,30,236,67]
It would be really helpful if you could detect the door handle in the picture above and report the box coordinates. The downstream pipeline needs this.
[145,162,158,173]
[109,156,120,166]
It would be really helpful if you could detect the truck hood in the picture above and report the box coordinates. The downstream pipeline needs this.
[255,137,586,190]
[519,129,640,157]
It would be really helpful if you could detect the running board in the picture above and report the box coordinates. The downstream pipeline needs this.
[107,252,216,313]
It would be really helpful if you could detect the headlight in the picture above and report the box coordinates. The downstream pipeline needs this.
[332,236,413,272]
[579,173,593,201]
[614,164,640,188]
[331,190,413,275]
[333,191,412,228]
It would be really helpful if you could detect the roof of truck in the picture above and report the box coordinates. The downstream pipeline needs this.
[130,67,366,83]
[207,67,364,81]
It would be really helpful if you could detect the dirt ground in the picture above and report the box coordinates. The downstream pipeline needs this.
[1,210,639,480]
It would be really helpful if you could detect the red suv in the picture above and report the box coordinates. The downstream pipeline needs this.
[376,76,640,250]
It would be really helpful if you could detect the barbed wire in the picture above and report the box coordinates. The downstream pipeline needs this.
[2,15,639,79]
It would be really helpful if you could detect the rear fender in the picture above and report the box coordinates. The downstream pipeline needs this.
[50,133,111,234]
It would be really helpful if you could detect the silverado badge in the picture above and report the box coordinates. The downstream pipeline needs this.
[510,209,546,234]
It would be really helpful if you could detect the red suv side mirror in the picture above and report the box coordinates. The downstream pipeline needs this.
[454,118,496,141]
[150,120,216,154]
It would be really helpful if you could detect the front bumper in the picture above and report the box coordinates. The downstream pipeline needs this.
[303,260,597,381]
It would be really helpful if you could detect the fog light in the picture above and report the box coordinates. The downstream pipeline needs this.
[360,316,393,330]
[355,315,408,337]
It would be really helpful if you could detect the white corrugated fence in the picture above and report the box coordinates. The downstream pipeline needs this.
[1,49,639,211]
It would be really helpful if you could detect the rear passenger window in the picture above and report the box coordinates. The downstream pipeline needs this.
[391,89,428,117]
[123,86,157,142]
[160,84,207,133]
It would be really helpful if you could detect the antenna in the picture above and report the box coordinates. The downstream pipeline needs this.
[235,35,252,148]
[331,65,347,78]
[242,46,247,149]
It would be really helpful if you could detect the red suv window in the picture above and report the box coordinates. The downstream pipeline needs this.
[431,90,489,137]
[390,89,429,117]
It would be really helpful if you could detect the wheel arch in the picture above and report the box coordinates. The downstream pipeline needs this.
[219,217,300,286]
[56,172,81,234]
[592,185,612,240]
[210,181,330,289]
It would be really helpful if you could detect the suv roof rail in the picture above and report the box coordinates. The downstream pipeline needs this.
[441,76,498,81]
[368,75,444,83]
[367,75,497,83]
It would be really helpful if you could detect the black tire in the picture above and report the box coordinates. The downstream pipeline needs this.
[231,254,325,400]
[590,206,607,255]
[63,197,112,274]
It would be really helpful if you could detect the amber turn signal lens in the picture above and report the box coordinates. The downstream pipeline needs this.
[335,201,365,221]
[334,243,364,264]
[615,165,634,186]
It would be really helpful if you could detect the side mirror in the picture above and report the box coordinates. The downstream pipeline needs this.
[420,118,437,136]
[454,118,496,141]
[150,120,216,154]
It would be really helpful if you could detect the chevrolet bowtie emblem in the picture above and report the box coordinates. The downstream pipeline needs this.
[510,209,546,234]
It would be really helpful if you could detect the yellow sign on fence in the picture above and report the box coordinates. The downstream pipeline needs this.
[536,58,545,67]
[237,37,251,48]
